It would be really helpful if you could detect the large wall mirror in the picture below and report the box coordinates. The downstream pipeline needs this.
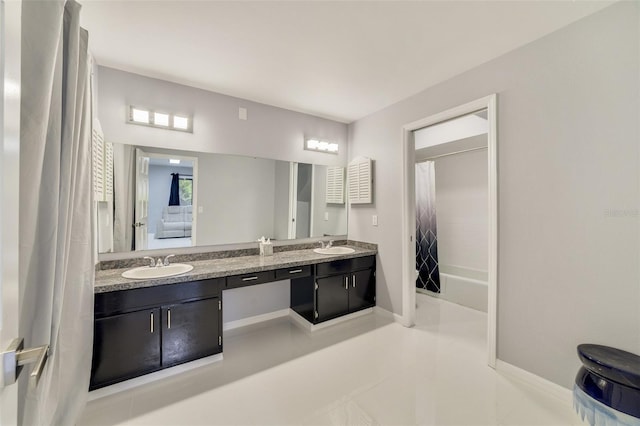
[96,143,347,254]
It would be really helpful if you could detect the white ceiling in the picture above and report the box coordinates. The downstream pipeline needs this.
[80,1,614,123]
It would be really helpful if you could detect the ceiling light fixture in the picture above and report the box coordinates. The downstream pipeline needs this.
[169,159,181,164]
[128,105,192,133]
[305,138,339,155]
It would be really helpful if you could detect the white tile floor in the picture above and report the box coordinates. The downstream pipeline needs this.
[79,294,586,426]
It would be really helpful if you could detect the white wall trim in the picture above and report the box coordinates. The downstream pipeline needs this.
[223,308,290,331]
[401,94,498,367]
[495,360,573,407]
[373,306,404,323]
[289,308,373,332]
[88,353,224,402]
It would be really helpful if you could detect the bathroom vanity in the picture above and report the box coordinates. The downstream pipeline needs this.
[91,244,376,390]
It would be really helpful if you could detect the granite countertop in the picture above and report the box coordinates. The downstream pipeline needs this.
[95,245,377,293]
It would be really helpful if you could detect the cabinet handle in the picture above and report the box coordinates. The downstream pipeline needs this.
[150,312,154,333]
[167,309,171,329]
[289,269,303,274]
[242,276,258,281]
[353,274,356,288]
[344,276,348,290]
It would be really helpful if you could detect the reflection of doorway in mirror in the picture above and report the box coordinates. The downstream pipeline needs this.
[138,151,198,251]
[287,162,313,239]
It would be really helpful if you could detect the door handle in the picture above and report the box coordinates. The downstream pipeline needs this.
[150,312,154,333]
[167,309,171,329]
[344,276,349,290]
[353,274,356,288]
[242,276,259,281]
[289,269,303,274]
[2,338,49,388]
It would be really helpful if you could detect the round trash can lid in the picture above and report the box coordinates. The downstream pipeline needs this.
[577,344,640,389]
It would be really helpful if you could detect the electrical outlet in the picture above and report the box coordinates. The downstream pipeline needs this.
[238,107,247,120]
[372,215,378,226]
[198,206,203,214]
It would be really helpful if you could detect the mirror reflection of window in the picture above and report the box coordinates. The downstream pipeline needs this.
[179,176,193,205]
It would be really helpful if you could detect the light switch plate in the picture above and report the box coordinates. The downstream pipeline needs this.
[324,212,329,221]
[198,206,203,214]
[372,215,378,226]
[238,107,247,120]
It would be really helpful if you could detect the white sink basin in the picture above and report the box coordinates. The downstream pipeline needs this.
[313,247,356,255]
[122,263,194,280]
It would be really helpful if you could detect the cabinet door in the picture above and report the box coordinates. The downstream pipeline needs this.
[91,308,161,389]
[349,269,375,312]
[316,275,349,322]
[162,297,220,367]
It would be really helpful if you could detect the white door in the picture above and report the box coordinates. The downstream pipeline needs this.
[134,148,150,250]
[1,1,22,423]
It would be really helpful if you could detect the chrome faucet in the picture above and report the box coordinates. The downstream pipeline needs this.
[155,258,164,267]
[318,241,326,249]
[327,240,334,249]
[143,256,155,267]
[163,254,175,266]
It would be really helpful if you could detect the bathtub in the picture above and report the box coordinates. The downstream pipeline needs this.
[418,265,488,312]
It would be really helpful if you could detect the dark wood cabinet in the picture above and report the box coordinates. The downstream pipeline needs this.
[292,255,376,324]
[91,308,161,389]
[92,255,375,390]
[162,297,221,367]
[90,278,223,390]
[316,275,350,322]
[348,268,375,312]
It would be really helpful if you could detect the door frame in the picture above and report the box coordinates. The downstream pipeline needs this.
[401,94,498,368]
[141,151,199,247]
[1,0,22,423]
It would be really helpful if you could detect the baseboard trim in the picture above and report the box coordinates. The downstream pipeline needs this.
[88,353,224,402]
[373,306,404,323]
[289,308,374,332]
[495,360,573,407]
[223,308,290,331]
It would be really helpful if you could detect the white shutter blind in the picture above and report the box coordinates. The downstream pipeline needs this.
[348,157,372,204]
[104,141,114,199]
[325,166,344,204]
[92,123,105,201]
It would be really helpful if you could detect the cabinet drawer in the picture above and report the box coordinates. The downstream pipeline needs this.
[95,278,224,318]
[275,265,311,281]
[316,256,375,277]
[226,270,275,289]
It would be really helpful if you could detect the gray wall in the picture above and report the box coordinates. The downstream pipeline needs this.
[147,164,192,234]
[97,66,348,167]
[273,161,291,240]
[348,2,639,388]
[197,154,276,245]
[312,165,348,237]
[434,147,488,272]
[222,280,290,323]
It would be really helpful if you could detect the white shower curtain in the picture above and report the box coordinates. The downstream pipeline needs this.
[19,1,94,424]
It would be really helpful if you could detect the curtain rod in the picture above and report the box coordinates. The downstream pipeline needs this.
[418,146,487,162]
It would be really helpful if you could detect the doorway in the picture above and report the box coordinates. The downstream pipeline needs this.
[401,95,498,367]
[134,149,199,251]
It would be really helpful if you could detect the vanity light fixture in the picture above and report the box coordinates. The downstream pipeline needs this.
[305,138,339,154]
[173,115,189,130]
[154,112,169,127]
[131,108,150,124]
[128,105,193,133]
